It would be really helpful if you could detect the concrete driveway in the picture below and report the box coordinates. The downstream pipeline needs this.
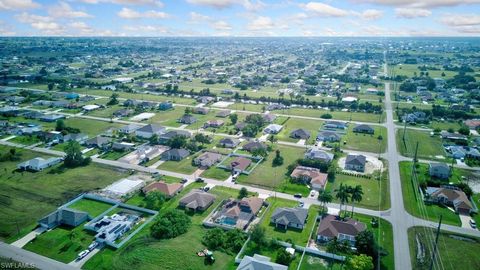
[459,214,474,229]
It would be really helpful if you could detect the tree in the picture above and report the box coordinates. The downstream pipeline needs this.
[202,228,226,250]
[48,83,55,91]
[144,191,165,210]
[272,149,284,167]
[318,189,333,210]
[194,133,211,145]
[64,141,90,168]
[238,187,248,199]
[268,135,277,144]
[355,230,377,260]
[399,81,416,92]
[458,125,470,136]
[335,183,350,217]
[184,107,192,114]
[149,134,158,145]
[229,113,238,125]
[202,228,246,254]
[251,147,268,158]
[350,185,364,217]
[346,254,374,270]
[150,209,191,239]
[167,135,187,149]
[275,248,294,265]
[250,224,266,246]
[107,93,119,106]
[55,119,66,132]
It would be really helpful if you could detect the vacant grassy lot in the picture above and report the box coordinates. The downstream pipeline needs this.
[399,161,461,226]
[275,117,323,144]
[390,64,460,79]
[0,146,127,242]
[408,227,480,270]
[326,171,390,210]
[64,117,122,137]
[24,223,95,263]
[260,198,319,246]
[200,166,231,180]
[396,129,446,160]
[157,154,198,174]
[84,184,244,270]
[342,125,387,153]
[236,145,305,189]
[68,198,114,217]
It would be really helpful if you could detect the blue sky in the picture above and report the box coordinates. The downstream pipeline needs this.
[1,0,480,36]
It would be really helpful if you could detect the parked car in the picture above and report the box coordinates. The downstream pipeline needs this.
[204,187,210,192]
[77,250,90,261]
[88,242,98,251]
[195,177,204,183]
[294,193,302,198]
[181,178,188,184]
[470,219,477,229]
[298,201,304,207]
[309,191,316,198]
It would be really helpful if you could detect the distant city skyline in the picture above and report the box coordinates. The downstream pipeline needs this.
[1,0,480,37]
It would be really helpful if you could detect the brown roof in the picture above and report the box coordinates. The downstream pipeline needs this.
[317,215,366,239]
[230,157,252,171]
[143,181,183,197]
[240,197,264,214]
[290,166,328,188]
[431,187,472,210]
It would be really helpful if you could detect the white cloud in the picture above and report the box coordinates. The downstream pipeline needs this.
[395,8,431,18]
[246,16,275,31]
[360,9,383,20]
[0,0,39,10]
[189,11,211,23]
[69,21,94,35]
[187,0,265,11]
[49,2,92,18]
[440,14,480,26]
[117,7,169,19]
[80,0,163,7]
[123,24,169,34]
[0,20,15,36]
[212,20,232,30]
[301,2,349,17]
[15,12,64,35]
[354,0,480,8]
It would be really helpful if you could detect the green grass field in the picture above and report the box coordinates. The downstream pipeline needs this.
[68,198,114,217]
[326,172,390,210]
[0,146,128,242]
[236,145,305,189]
[84,184,245,270]
[275,118,323,144]
[408,227,480,270]
[399,161,461,226]
[342,125,387,153]
[64,118,122,137]
[200,166,232,180]
[157,155,199,174]
[396,129,447,160]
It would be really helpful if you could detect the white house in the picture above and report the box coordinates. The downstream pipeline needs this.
[264,124,283,134]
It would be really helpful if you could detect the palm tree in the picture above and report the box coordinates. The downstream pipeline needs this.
[334,183,350,218]
[318,189,332,213]
[350,185,364,217]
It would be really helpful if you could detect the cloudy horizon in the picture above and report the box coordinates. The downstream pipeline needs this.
[1,0,480,37]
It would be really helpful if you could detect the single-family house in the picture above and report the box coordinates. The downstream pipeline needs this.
[135,124,166,139]
[345,154,366,172]
[290,166,328,190]
[353,124,374,134]
[242,141,266,152]
[159,130,191,143]
[194,152,223,168]
[429,163,451,179]
[237,254,288,270]
[179,190,216,212]
[425,186,474,215]
[39,114,65,122]
[304,149,334,163]
[193,107,209,115]
[178,114,197,124]
[219,137,240,148]
[158,102,173,110]
[161,148,189,161]
[216,110,231,117]
[229,157,252,173]
[85,136,112,149]
[204,119,225,128]
[264,124,283,134]
[17,157,63,171]
[290,129,310,140]
[118,124,142,134]
[324,121,347,130]
[317,215,366,245]
[262,113,277,123]
[38,208,89,229]
[316,131,341,142]
[270,207,308,230]
[143,181,183,198]
[63,133,88,143]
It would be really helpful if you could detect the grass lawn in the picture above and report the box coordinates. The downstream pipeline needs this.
[299,255,345,270]
[399,161,461,226]
[472,193,480,226]
[396,129,447,160]
[0,146,128,243]
[157,155,198,174]
[9,135,42,146]
[200,166,232,180]
[260,197,320,246]
[99,150,130,161]
[275,118,323,144]
[64,118,122,137]
[342,125,387,153]
[83,184,247,270]
[23,223,95,263]
[236,145,305,190]
[326,171,390,210]
[68,198,114,217]
[408,226,480,270]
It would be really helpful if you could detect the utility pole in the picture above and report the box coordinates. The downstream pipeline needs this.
[429,215,443,270]
[402,120,408,143]
[414,142,419,163]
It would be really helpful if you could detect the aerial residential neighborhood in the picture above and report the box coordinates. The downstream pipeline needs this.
[1,1,480,270]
